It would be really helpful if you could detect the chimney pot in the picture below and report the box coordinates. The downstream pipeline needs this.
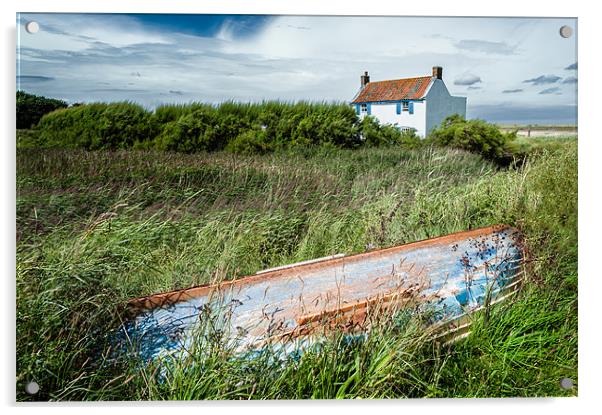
[361,71,370,88]
[432,66,443,80]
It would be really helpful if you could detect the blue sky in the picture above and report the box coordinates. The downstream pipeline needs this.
[17,13,577,124]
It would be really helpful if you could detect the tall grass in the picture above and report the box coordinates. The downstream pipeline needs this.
[16,139,577,400]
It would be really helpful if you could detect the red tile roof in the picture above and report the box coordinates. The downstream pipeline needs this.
[351,75,433,103]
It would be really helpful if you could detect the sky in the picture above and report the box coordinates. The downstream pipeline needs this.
[17,13,577,124]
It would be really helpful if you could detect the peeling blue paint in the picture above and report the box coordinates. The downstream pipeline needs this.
[117,226,523,363]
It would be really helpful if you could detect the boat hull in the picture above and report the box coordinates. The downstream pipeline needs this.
[121,224,524,361]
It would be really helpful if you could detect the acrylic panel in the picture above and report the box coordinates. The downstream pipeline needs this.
[16,13,577,401]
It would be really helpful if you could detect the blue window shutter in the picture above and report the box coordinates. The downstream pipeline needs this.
[409,102,414,114]
[367,103,371,115]
[396,102,401,114]
[355,104,360,115]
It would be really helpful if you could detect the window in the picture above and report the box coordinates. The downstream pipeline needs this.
[360,104,368,113]
[402,101,409,111]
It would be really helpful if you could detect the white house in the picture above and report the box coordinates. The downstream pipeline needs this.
[351,66,466,138]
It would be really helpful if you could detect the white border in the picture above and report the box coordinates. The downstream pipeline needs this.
[5,0,582,17]
[2,1,599,414]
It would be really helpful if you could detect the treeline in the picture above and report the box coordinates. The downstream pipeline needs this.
[29,100,419,154]
[17,91,67,129]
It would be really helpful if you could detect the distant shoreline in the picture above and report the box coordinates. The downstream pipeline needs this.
[496,124,577,137]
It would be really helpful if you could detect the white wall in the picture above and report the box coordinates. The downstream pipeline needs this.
[360,100,427,137]
[424,79,467,136]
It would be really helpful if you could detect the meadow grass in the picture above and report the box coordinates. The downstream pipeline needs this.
[16,138,577,400]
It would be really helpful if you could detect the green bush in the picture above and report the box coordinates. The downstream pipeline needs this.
[97,103,158,149]
[17,91,67,129]
[359,116,385,147]
[226,129,273,155]
[154,103,211,124]
[30,94,430,154]
[359,116,421,148]
[429,114,518,164]
[153,109,219,153]
[36,102,158,150]
[397,129,422,148]
[16,129,45,148]
[153,102,365,153]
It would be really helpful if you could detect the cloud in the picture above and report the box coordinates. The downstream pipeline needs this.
[85,88,147,93]
[17,75,54,82]
[18,14,171,52]
[454,73,482,86]
[539,87,561,95]
[17,14,578,116]
[454,39,516,55]
[286,24,310,30]
[565,62,577,70]
[428,33,454,40]
[215,19,237,41]
[523,75,561,85]
[562,76,577,84]
[502,89,523,93]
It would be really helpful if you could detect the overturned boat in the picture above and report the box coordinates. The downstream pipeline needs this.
[120,225,524,361]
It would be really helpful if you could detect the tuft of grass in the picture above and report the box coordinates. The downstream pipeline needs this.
[16,139,577,400]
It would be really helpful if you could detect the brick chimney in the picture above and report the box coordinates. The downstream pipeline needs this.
[432,66,443,80]
[360,71,370,88]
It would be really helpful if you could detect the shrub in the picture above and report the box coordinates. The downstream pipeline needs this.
[97,103,158,149]
[17,91,67,129]
[318,105,361,148]
[153,109,220,153]
[36,102,157,150]
[31,94,428,154]
[16,129,43,148]
[429,114,518,164]
[226,129,273,155]
[397,128,422,148]
[360,116,387,147]
[359,116,421,148]
[154,103,211,124]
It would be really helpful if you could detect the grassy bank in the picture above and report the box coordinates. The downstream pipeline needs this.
[16,138,577,400]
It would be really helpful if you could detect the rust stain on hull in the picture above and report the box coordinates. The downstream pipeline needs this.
[120,224,524,361]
